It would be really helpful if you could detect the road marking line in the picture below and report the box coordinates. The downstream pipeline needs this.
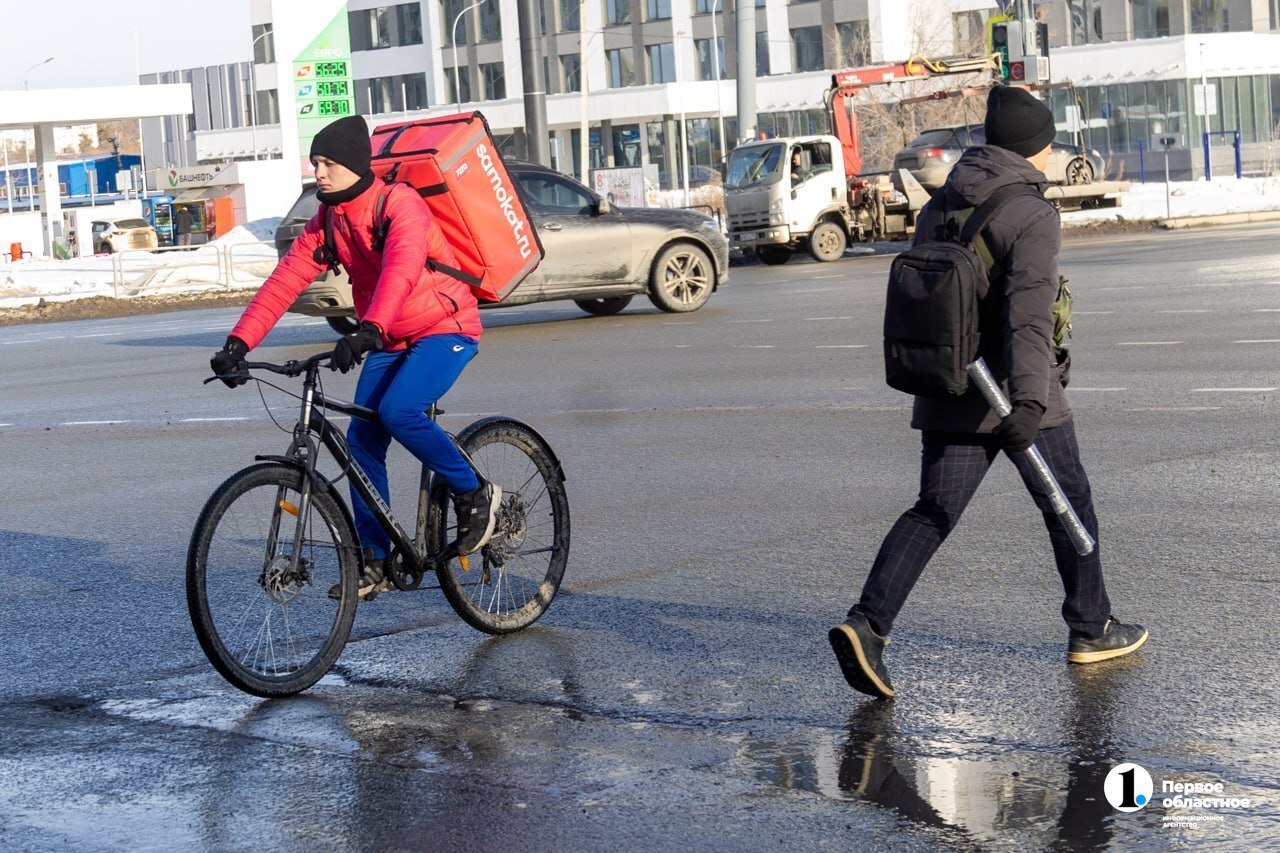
[1156,310,1211,314]
[804,316,852,321]
[815,345,867,349]
[1070,387,1127,391]
[1191,387,1276,393]
[180,417,251,422]
[728,319,774,323]
[1117,341,1182,346]
[1233,339,1280,344]
[789,288,835,295]
[61,420,128,426]
[78,332,124,338]
[1254,309,1280,313]
[732,345,776,349]
[1128,406,1222,412]
[1,340,40,345]
[812,274,844,279]
[0,423,12,427]
[674,344,692,348]
[663,321,697,325]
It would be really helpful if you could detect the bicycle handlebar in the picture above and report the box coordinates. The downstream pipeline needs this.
[204,350,336,385]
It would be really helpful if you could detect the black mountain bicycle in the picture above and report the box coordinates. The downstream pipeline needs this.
[187,351,570,697]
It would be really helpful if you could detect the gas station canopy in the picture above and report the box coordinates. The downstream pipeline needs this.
[0,84,193,254]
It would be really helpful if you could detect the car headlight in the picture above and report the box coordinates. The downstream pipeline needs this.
[769,199,783,215]
[698,218,720,231]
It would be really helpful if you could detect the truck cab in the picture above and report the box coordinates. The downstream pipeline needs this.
[724,135,850,264]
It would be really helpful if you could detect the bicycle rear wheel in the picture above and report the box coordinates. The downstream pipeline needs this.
[187,463,358,697]
[421,418,570,634]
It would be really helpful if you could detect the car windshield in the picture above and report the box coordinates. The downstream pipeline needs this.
[117,219,150,229]
[907,129,959,149]
[726,143,784,189]
[282,188,320,225]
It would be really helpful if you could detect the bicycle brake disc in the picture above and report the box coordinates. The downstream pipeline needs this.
[385,549,424,591]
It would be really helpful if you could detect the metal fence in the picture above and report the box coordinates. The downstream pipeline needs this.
[110,242,277,297]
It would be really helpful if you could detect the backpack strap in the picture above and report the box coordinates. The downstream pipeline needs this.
[371,181,484,287]
[312,204,343,275]
[958,184,1039,270]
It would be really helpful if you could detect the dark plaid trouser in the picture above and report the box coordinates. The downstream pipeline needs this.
[851,419,1111,639]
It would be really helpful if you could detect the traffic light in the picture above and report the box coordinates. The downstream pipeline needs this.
[989,18,1012,82]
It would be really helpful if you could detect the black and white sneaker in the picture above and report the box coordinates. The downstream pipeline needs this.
[1068,617,1148,664]
[328,551,392,602]
[453,479,503,555]
[829,614,895,699]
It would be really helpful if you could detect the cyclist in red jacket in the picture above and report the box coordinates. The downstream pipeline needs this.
[210,115,501,601]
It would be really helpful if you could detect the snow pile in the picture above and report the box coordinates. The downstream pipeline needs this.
[0,258,118,308]
[1063,176,1280,224]
[211,217,282,247]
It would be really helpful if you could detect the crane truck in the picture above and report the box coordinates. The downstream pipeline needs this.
[724,54,998,265]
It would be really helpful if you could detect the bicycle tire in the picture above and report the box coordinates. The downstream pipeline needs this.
[421,418,570,634]
[187,462,358,697]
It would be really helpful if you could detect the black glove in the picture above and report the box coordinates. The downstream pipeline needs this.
[993,400,1045,454]
[210,336,249,388]
[331,322,383,373]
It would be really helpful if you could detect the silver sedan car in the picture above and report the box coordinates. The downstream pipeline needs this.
[275,161,729,333]
[893,124,1106,191]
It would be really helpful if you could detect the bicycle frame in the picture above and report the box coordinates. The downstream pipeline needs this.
[251,355,454,575]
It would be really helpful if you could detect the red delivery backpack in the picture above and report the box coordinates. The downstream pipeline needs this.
[320,112,544,303]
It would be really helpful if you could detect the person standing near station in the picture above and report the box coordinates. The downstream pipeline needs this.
[828,86,1148,700]
[174,205,195,248]
[208,115,502,602]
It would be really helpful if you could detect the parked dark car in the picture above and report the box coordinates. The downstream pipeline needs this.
[274,161,729,333]
[893,124,1105,190]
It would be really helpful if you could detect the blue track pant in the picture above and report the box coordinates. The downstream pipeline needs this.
[347,333,480,559]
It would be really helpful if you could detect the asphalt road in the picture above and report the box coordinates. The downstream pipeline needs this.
[2,224,1278,850]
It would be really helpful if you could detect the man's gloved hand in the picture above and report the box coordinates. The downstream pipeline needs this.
[209,336,249,387]
[994,400,1046,454]
[331,322,383,373]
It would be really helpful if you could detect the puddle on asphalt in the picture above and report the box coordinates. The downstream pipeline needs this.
[732,701,1273,849]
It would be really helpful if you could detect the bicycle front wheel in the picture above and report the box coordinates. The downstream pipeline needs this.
[187,463,358,697]
[422,418,570,634]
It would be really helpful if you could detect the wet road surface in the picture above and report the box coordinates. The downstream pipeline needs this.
[2,224,1278,849]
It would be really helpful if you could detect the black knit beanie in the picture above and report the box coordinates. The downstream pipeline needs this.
[984,86,1056,158]
[309,115,372,176]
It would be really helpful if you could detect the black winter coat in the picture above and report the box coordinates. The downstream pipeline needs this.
[907,145,1072,434]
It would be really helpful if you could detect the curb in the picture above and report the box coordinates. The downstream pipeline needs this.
[1157,210,1280,229]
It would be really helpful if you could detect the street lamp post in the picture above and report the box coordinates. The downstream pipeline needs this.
[708,0,726,165]
[22,57,54,90]
[452,0,488,111]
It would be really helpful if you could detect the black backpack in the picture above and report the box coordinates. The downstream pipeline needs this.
[883,184,1036,398]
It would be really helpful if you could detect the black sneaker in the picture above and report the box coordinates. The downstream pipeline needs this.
[328,551,391,602]
[1068,617,1148,664]
[453,479,503,555]
[829,614,895,699]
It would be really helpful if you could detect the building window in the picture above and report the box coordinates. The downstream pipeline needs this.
[251,23,275,63]
[369,77,395,113]
[479,0,502,40]
[361,73,429,114]
[606,0,631,26]
[480,63,505,99]
[607,47,637,87]
[756,32,770,76]
[403,73,428,110]
[952,10,988,54]
[646,0,671,21]
[694,0,720,12]
[696,37,725,81]
[442,0,470,46]
[647,43,677,84]
[1189,0,1232,33]
[792,27,823,73]
[447,69,472,104]
[561,53,581,92]
[254,89,279,124]
[397,4,424,44]
[835,20,868,68]
[1068,0,1105,44]
[560,0,579,31]
[351,7,392,50]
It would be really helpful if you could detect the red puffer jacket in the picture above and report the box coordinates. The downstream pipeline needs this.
[231,180,482,351]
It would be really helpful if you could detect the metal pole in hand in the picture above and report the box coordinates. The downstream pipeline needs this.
[966,358,1096,556]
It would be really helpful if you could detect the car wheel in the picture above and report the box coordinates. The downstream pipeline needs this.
[574,295,633,316]
[1065,158,1094,186]
[102,241,115,254]
[326,316,360,335]
[648,244,714,313]
[809,221,847,262]
[756,246,791,265]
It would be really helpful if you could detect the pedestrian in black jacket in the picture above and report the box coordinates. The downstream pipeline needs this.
[829,86,1147,700]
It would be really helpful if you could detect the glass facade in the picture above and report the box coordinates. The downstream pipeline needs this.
[608,47,637,87]
[647,43,677,84]
[696,37,726,81]
[792,27,823,73]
